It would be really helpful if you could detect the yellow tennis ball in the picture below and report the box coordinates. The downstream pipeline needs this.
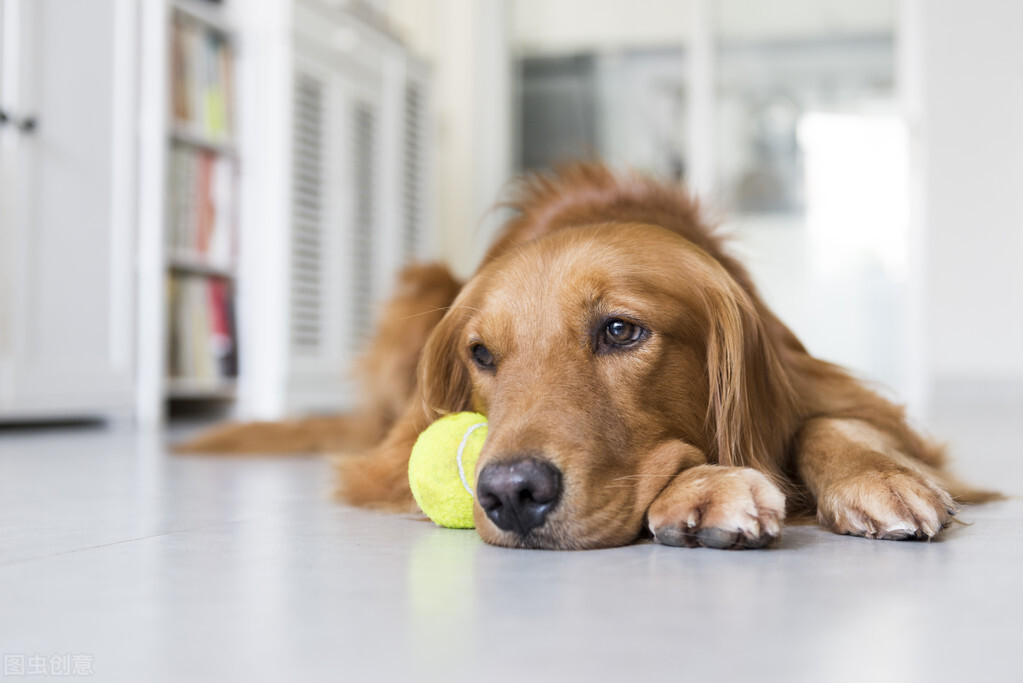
[408,412,488,529]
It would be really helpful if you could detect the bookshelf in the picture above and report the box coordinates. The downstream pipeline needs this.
[136,0,434,424]
[163,0,240,404]
[168,0,234,35]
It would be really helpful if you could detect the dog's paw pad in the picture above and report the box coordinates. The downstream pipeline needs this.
[648,468,785,550]
[818,469,957,541]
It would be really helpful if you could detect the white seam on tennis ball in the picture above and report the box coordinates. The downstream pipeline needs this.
[456,421,487,499]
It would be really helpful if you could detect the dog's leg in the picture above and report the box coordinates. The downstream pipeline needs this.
[647,464,786,549]
[333,404,424,512]
[795,417,957,540]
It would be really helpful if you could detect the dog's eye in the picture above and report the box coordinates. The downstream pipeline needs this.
[471,343,495,370]
[603,318,645,348]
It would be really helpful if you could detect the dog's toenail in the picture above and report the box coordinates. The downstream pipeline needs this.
[697,527,737,549]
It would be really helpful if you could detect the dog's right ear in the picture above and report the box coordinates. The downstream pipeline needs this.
[335,282,477,511]
[416,289,475,420]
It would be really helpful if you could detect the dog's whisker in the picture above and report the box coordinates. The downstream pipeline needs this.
[397,304,482,322]
[396,307,457,321]
[608,474,678,484]
[613,474,678,479]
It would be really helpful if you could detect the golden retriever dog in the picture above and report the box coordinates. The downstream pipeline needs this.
[185,164,995,550]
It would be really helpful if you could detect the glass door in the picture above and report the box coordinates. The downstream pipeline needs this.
[712,0,911,400]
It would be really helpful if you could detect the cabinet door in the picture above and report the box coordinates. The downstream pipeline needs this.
[286,16,403,415]
[0,0,135,420]
[285,56,345,412]
[285,49,377,415]
[0,0,16,407]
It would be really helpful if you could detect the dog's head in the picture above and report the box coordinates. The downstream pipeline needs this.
[419,223,793,549]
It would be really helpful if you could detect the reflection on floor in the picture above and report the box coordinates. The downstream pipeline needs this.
[1,397,1020,682]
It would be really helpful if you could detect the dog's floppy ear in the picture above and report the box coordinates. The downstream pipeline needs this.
[334,283,476,511]
[416,288,476,419]
[704,282,799,484]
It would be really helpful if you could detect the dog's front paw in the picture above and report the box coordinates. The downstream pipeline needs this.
[817,468,957,540]
[647,466,786,550]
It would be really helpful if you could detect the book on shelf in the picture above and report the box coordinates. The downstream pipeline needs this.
[171,12,234,142]
[166,144,236,265]
[166,273,238,387]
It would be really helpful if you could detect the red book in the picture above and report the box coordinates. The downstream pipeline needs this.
[207,279,235,377]
[195,151,215,253]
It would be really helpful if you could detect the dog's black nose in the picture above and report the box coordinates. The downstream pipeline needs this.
[476,458,561,535]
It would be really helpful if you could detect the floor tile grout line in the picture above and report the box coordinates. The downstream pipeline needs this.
[0,517,259,568]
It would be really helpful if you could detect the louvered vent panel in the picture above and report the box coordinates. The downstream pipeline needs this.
[351,102,377,351]
[402,82,424,262]
[290,75,326,354]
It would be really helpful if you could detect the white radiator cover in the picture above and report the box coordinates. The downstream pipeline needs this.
[282,9,432,416]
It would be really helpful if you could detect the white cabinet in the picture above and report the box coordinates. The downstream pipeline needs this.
[0,0,136,421]
[235,0,432,419]
[282,5,431,416]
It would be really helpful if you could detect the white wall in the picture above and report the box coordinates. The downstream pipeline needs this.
[388,0,513,278]
[906,0,1023,390]
[511,0,894,55]
[716,0,894,43]
[512,0,690,54]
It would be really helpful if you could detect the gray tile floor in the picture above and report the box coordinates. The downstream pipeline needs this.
[1,400,1021,683]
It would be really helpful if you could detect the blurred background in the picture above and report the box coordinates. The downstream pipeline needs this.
[0,0,1020,432]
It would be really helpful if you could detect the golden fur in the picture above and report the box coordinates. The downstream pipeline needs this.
[185,164,997,550]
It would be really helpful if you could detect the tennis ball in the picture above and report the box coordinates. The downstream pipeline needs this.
[408,412,488,529]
